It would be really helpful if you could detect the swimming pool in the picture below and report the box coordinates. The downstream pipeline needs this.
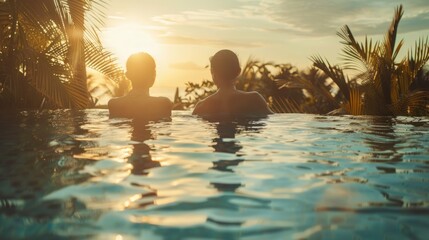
[1,110,428,239]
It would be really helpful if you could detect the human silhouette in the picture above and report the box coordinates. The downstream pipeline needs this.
[108,52,172,120]
[193,49,273,118]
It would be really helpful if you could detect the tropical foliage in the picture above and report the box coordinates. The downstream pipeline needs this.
[174,59,340,114]
[311,5,429,116]
[0,0,123,110]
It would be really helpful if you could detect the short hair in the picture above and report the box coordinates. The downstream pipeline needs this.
[126,52,156,88]
[210,49,241,81]
[126,52,156,74]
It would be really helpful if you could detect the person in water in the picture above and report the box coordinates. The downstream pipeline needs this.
[108,52,172,119]
[192,49,273,117]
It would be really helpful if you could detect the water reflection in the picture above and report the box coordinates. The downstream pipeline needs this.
[0,110,93,219]
[121,119,172,210]
[128,120,160,175]
[211,122,244,176]
[211,122,243,154]
[209,119,266,193]
[2,111,429,239]
[362,117,404,164]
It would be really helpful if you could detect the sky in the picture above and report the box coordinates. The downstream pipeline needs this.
[100,0,429,97]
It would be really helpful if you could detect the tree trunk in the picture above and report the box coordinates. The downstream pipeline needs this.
[68,0,88,109]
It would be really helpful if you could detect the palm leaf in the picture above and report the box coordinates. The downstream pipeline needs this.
[23,40,74,108]
[1,0,115,109]
[0,3,11,26]
[338,25,379,72]
[406,37,429,78]
[276,78,308,90]
[390,90,429,115]
[311,55,350,101]
[271,96,301,113]
[349,87,363,115]
[383,5,403,59]
[406,91,429,115]
[84,38,122,79]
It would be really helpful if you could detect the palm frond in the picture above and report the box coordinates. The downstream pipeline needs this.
[271,96,301,113]
[311,55,350,101]
[84,38,122,79]
[0,3,11,26]
[84,33,126,103]
[276,78,308,90]
[0,0,115,109]
[303,69,339,106]
[338,25,379,72]
[86,73,117,102]
[406,37,429,77]
[383,4,403,59]
[390,90,429,115]
[348,87,364,115]
[392,39,404,61]
[406,91,429,115]
[26,49,73,107]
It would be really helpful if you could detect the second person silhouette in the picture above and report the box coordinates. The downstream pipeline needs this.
[193,49,273,118]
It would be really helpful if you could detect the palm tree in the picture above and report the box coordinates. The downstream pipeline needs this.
[68,0,89,108]
[311,5,429,116]
[0,0,122,109]
[235,59,303,113]
[276,67,342,114]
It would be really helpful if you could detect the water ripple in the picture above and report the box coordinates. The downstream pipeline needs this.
[1,110,429,239]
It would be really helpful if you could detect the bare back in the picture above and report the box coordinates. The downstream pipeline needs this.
[108,94,172,120]
[193,90,272,117]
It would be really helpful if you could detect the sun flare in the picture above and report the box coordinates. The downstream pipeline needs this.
[102,23,161,67]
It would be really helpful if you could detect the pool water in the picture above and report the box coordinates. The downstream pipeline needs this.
[0,110,428,239]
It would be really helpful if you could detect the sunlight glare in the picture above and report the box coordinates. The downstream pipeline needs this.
[102,23,161,67]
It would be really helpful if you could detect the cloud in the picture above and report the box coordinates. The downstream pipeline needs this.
[257,0,429,36]
[390,11,429,34]
[170,61,206,70]
[153,9,238,25]
[158,35,262,48]
[151,0,429,37]
[152,14,187,25]
[152,10,237,30]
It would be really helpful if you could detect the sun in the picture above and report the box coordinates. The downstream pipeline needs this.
[102,23,161,67]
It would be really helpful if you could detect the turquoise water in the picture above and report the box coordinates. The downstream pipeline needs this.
[1,110,429,239]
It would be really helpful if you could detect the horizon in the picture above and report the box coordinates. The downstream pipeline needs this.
[100,0,429,93]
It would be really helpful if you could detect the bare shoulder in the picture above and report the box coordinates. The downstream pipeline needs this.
[248,91,265,100]
[151,96,173,117]
[192,95,214,115]
[192,98,206,115]
[154,96,173,107]
[246,91,273,114]
[108,96,126,117]
[237,90,264,101]
[108,96,124,109]
[108,97,118,106]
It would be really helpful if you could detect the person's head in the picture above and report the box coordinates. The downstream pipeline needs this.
[210,49,241,88]
[126,52,156,89]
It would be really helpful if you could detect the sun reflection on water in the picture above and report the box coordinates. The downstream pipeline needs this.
[1,110,429,239]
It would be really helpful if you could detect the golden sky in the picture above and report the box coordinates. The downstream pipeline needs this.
[100,0,429,94]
